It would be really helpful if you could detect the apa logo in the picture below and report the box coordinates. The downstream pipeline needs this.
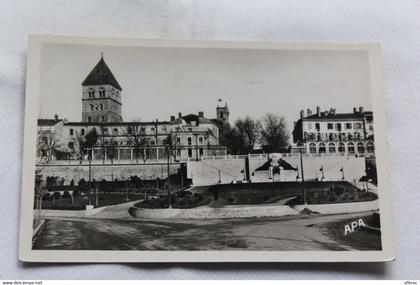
[344,219,366,235]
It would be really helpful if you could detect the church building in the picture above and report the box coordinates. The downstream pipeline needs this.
[37,55,227,164]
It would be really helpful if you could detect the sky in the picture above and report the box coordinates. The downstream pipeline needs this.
[38,43,372,132]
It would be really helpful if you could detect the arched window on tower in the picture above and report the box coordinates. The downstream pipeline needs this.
[88,89,95,98]
[99,88,105,98]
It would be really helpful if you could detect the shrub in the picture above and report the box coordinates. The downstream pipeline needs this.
[62,191,71,199]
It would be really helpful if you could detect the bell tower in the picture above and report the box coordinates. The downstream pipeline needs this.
[81,54,123,123]
[216,99,230,123]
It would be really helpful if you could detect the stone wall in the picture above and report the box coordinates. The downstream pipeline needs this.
[36,162,183,185]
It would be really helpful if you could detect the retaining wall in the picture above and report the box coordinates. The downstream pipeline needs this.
[36,162,182,184]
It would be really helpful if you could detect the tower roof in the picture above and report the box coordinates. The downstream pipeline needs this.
[82,55,122,90]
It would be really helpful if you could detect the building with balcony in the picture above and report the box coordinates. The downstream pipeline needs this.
[291,106,375,156]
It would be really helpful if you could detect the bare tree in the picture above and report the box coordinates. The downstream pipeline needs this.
[36,129,56,164]
[234,116,261,152]
[123,121,147,163]
[260,113,289,152]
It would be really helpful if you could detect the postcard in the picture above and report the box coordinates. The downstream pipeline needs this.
[19,36,395,262]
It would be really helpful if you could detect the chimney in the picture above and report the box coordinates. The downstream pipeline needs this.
[316,106,321,117]
[198,111,204,118]
[178,112,182,118]
[330,108,336,115]
[353,107,357,113]
[54,114,59,122]
[307,109,312,116]
[359,106,364,113]
[300,110,304,119]
[170,115,175,122]
[324,111,329,116]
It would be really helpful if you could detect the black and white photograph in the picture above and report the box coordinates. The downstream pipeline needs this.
[19,36,394,262]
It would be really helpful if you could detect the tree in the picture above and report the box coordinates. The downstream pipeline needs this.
[36,129,57,164]
[260,113,289,152]
[79,128,98,158]
[123,121,147,163]
[97,125,117,164]
[234,116,261,152]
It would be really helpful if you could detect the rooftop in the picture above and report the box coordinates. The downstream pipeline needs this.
[81,55,122,91]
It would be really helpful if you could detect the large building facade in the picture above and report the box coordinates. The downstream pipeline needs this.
[37,56,227,164]
[291,106,375,156]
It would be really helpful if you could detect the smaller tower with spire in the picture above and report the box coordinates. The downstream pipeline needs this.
[216,99,230,123]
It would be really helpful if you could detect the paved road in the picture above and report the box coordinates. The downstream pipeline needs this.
[32,212,381,251]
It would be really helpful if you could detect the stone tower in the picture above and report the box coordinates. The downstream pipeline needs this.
[216,99,230,123]
[81,54,123,123]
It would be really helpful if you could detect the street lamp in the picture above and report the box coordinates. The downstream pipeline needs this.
[297,146,307,205]
[320,165,325,181]
[86,147,93,205]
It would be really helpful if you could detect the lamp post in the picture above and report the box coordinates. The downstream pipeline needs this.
[298,146,307,205]
[320,165,325,181]
[86,147,93,205]
[195,134,199,162]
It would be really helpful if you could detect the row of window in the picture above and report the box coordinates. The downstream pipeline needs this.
[69,128,207,146]
[308,141,374,154]
[305,132,364,141]
[87,88,106,98]
[307,122,363,131]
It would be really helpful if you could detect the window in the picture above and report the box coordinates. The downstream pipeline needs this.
[328,133,334,141]
[367,142,374,153]
[100,104,103,110]
[369,125,374,131]
[150,140,156,146]
[150,127,155,132]
[347,142,355,153]
[113,128,118,134]
[328,142,336,153]
[88,89,95,98]
[188,149,193,158]
[198,136,204,144]
[103,128,108,135]
[338,142,345,153]
[69,129,74,135]
[357,142,365,153]
[327,123,333,130]
[187,137,192,145]
[101,116,105,122]
[176,137,181,144]
[309,143,317,153]
[354,132,361,139]
[99,88,105,97]
[307,123,312,130]
[81,129,85,135]
[354,122,362,129]
[88,117,91,122]
[68,142,74,149]
[335,123,342,131]
[347,133,353,140]
[315,123,320,131]
[346,123,352,129]
[319,143,326,153]
[199,148,204,157]
[90,104,94,111]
